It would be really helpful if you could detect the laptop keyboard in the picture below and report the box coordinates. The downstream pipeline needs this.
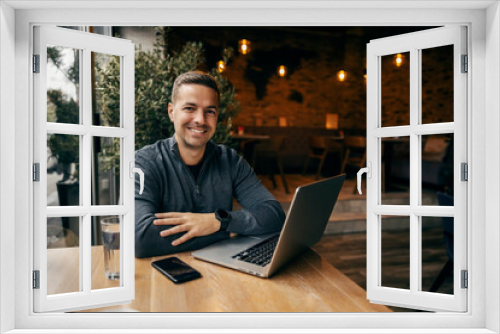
[232,235,279,267]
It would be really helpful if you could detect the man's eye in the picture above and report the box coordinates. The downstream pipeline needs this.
[207,110,217,115]
[184,107,194,112]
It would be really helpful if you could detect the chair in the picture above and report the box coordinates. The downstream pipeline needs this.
[303,136,343,180]
[252,135,290,194]
[340,136,367,194]
[341,136,367,174]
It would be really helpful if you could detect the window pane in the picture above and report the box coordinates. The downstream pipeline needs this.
[47,134,80,206]
[381,136,410,205]
[381,215,410,290]
[92,52,121,127]
[421,134,454,205]
[91,215,121,290]
[47,217,80,295]
[92,137,121,205]
[421,45,454,124]
[46,45,80,124]
[381,52,410,127]
[421,216,454,295]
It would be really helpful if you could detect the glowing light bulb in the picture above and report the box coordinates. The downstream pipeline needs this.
[238,39,251,55]
[396,53,403,67]
[337,70,346,82]
[278,65,287,77]
[217,60,226,73]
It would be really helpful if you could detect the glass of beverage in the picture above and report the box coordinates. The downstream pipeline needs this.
[100,216,120,280]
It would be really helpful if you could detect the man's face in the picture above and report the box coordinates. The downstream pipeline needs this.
[168,84,219,152]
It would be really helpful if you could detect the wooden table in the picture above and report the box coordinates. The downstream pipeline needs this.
[47,246,391,313]
[231,134,270,141]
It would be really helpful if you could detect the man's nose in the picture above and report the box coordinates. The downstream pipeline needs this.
[192,109,205,125]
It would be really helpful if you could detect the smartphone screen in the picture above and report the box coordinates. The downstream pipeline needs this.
[151,257,202,284]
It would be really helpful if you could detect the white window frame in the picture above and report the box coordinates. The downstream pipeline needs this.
[366,26,468,312]
[33,26,136,313]
[1,1,499,333]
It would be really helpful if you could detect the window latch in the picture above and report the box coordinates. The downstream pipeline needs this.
[129,161,144,195]
[357,162,371,195]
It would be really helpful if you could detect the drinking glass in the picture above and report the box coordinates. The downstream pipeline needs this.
[100,216,120,280]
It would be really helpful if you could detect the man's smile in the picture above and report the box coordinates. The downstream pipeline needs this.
[188,127,207,133]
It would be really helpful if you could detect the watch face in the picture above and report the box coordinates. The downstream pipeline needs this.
[217,209,229,219]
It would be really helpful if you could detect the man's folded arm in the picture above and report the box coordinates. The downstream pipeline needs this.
[134,157,228,258]
[135,208,229,258]
[226,155,286,236]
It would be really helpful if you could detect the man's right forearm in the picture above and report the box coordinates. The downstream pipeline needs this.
[135,214,229,258]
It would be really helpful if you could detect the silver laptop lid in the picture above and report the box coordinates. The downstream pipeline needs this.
[267,174,345,276]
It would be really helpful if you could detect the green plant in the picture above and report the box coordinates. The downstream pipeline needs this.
[97,27,240,154]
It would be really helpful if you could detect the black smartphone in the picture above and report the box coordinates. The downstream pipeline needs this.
[151,257,202,284]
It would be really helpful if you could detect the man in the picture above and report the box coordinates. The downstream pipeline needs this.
[134,71,286,258]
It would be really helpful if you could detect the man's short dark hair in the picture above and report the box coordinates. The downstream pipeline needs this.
[171,71,220,103]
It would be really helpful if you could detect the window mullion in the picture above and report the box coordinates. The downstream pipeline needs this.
[81,47,92,296]
[82,214,91,293]
[46,205,130,217]
[409,47,420,295]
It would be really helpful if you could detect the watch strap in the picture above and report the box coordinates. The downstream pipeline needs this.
[215,209,230,231]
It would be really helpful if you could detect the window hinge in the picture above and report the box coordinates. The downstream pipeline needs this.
[461,162,468,181]
[33,163,40,182]
[461,54,468,73]
[33,270,40,289]
[33,54,40,73]
[461,270,468,289]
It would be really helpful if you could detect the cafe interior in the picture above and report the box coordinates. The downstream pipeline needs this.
[46,26,455,312]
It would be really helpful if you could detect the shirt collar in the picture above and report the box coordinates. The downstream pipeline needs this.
[168,135,216,158]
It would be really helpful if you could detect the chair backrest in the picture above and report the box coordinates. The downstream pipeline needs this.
[342,136,367,173]
[344,136,366,149]
[308,136,328,150]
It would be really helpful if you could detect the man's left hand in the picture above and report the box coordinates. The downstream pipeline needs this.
[154,212,221,246]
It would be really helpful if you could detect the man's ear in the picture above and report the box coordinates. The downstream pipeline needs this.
[167,103,174,121]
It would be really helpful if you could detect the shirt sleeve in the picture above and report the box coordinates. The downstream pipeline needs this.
[226,153,286,235]
[134,149,229,258]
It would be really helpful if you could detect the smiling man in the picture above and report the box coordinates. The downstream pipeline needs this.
[134,71,286,258]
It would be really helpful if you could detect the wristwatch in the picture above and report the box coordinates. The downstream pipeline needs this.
[215,209,230,231]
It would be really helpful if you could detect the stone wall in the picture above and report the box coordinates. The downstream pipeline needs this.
[222,28,369,131]
[221,28,453,131]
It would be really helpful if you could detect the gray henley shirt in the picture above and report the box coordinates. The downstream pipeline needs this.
[134,137,286,258]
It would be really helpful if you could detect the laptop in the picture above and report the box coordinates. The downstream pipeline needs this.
[192,174,346,278]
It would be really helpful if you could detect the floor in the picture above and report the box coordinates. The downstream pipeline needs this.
[261,173,454,312]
